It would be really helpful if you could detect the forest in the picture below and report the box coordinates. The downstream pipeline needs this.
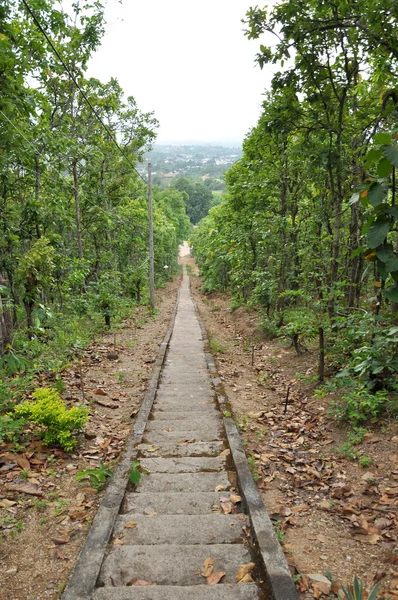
[0,0,192,441]
[192,0,398,426]
[1,0,398,597]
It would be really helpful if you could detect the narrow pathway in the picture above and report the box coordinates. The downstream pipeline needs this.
[92,269,263,599]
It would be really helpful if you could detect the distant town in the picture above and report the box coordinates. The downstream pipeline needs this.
[141,144,243,189]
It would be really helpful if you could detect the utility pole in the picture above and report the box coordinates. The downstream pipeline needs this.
[148,162,155,309]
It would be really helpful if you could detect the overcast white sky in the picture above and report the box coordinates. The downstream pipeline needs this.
[87,0,275,145]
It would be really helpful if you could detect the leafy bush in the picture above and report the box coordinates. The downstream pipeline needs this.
[0,414,25,443]
[331,385,388,426]
[14,387,89,451]
[278,308,318,355]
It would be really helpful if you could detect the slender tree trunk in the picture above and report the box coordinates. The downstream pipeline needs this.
[34,152,42,239]
[0,274,13,354]
[348,202,359,307]
[72,161,83,260]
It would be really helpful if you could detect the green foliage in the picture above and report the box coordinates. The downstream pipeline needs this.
[337,576,381,600]
[248,455,260,481]
[331,386,387,427]
[209,337,227,354]
[76,462,112,489]
[174,177,213,224]
[14,387,89,451]
[0,414,25,444]
[129,459,141,485]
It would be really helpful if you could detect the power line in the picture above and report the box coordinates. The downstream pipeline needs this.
[20,0,148,185]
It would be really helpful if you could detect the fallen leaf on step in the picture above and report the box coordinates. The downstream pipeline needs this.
[124,521,137,528]
[236,562,255,583]
[113,538,124,546]
[215,484,225,491]
[202,557,214,577]
[220,449,230,456]
[207,571,226,585]
[230,494,242,504]
[220,501,232,514]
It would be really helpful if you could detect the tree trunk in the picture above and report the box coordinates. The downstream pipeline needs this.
[72,161,83,260]
[34,152,42,239]
[0,274,13,354]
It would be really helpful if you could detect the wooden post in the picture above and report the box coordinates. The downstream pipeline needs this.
[148,163,155,309]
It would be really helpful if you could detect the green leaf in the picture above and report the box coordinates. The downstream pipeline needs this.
[386,206,398,219]
[367,182,388,207]
[367,219,390,248]
[377,157,393,178]
[374,132,392,145]
[129,468,141,485]
[350,246,364,259]
[376,259,389,280]
[376,243,394,262]
[365,148,383,167]
[382,144,398,168]
[385,253,398,272]
[382,287,398,302]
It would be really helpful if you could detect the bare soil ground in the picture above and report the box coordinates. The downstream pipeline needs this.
[0,276,180,600]
[183,253,398,600]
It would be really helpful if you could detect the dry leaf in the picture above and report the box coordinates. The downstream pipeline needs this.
[6,481,43,496]
[215,484,224,492]
[95,388,107,395]
[124,521,137,529]
[51,535,70,545]
[230,494,242,504]
[220,501,232,514]
[206,571,225,585]
[0,499,17,508]
[313,581,331,595]
[236,562,255,583]
[201,557,214,578]
[113,538,124,546]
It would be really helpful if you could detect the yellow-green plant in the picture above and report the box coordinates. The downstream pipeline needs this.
[15,387,89,451]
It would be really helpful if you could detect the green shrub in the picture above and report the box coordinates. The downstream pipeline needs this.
[0,414,25,443]
[14,387,89,451]
[331,385,387,426]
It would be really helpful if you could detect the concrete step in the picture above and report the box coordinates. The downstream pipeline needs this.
[155,390,215,399]
[123,491,237,515]
[155,398,216,408]
[143,429,222,445]
[140,457,225,474]
[154,399,216,409]
[99,544,253,587]
[114,513,248,545]
[135,472,231,493]
[137,441,224,458]
[152,409,218,420]
[93,584,260,600]
[148,416,220,431]
[157,383,210,392]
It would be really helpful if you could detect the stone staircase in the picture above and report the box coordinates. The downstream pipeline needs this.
[92,270,263,600]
